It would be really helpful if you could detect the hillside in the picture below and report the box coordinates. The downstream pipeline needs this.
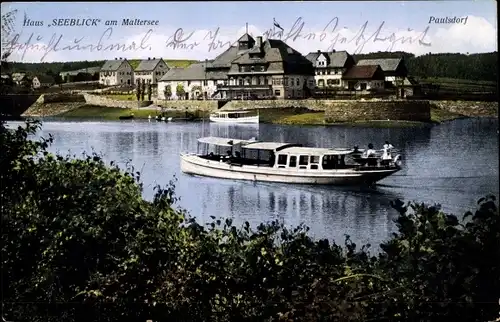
[5,59,198,75]
[353,51,498,83]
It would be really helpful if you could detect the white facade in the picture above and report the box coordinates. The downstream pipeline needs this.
[134,60,169,85]
[99,61,134,86]
[157,79,226,100]
[32,76,53,89]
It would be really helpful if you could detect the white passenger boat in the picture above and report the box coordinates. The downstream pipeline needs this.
[209,110,259,124]
[180,136,402,186]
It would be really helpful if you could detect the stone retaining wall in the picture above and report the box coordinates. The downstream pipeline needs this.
[38,93,86,104]
[324,100,431,122]
[153,99,218,111]
[222,99,431,122]
[430,100,498,117]
[84,93,151,108]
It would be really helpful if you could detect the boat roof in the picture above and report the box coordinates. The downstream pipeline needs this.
[197,136,255,147]
[214,110,253,114]
[279,146,355,155]
[242,142,301,151]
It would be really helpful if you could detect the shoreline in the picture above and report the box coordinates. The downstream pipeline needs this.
[19,101,498,128]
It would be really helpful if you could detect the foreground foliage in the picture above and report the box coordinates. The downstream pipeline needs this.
[1,120,499,322]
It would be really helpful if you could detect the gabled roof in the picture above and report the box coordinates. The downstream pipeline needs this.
[135,58,167,72]
[231,39,313,74]
[159,63,205,81]
[35,75,54,84]
[305,51,352,68]
[237,33,254,42]
[356,58,402,72]
[101,59,130,71]
[343,65,383,80]
[207,45,246,68]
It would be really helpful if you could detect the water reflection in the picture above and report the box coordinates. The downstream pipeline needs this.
[8,118,498,248]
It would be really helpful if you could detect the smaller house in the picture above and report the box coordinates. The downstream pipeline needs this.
[305,50,355,89]
[134,57,169,86]
[11,72,26,85]
[32,75,55,89]
[342,65,385,91]
[355,58,408,85]
[99,58,134,86]
[157,64,207,100]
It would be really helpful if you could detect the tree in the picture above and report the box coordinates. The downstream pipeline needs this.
[163,85,172,100]
[175,83,185,100]
[2,119,499,322]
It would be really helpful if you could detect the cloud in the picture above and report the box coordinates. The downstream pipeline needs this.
[3,16,497,63]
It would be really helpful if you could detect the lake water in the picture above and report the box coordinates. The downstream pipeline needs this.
[7,118,499,249]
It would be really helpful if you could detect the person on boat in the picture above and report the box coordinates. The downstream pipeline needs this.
[381,141,394,165]
[363,143,376,158]
[383,141,394,152]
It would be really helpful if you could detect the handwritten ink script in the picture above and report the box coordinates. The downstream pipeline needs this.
[1,15,432,62]
[161,17,431,54]
[2,27,153,62]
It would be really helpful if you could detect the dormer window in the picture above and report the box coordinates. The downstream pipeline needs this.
[250,66,255,72]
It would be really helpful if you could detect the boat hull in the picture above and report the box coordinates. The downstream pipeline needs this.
[180,154,399,185]
[209,115,259,124]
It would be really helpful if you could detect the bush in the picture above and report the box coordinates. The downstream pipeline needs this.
[1,120,499,322]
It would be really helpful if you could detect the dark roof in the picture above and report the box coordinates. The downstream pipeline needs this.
[159,61,229,81]
[35,75,55,84]
[237,33,254,42]
[305,51,352,68]
[159,63,204,81]
[207,45,246,69]
[230,39,313,74]
[135,58,167,71]
[356,58,402,72]
[343,65,383,80]
[101,59,130,71]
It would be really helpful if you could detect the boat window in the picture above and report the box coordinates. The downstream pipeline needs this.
[289,156,297,168]
[299,155,308,165]
[322,155,336,170]
[310,156,320,164]
[277,155,287,165]
[310,164,319,170]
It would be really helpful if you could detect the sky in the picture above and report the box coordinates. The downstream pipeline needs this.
[1,1,497,63]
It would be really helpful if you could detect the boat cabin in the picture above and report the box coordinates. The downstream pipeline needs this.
[195,137,358,170]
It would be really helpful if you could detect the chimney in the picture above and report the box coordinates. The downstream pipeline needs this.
[256,36,262,48]
[115,57,117,60]
[153,57,155,60]
[317,50,321,54]
[148,57,150,60]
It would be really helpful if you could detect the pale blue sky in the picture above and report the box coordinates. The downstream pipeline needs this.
[2,1,497,62]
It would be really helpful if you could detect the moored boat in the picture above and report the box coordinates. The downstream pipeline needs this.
[209,110,259,124]
[180,136,402,186]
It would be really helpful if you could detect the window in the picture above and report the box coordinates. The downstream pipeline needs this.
[257,78,261,85]
[250,66,255,72]
[274,89,281,96]
[310,156,320,164]
[277,155,287,165]
[296,78,300,86]
[290,78,294,86]
[284,78,288,86]
[260,66,265,71]
[299,156,308,165]
[239,79,244,85]
[289,156,297,167]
